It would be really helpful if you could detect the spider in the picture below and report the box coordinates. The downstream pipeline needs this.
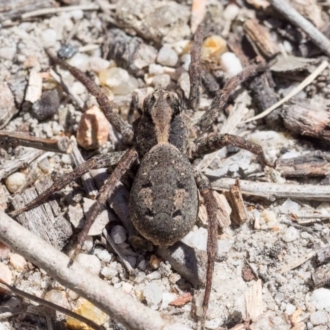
[9,24,270,328]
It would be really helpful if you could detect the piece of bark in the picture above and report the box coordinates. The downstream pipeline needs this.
[315,245,330,266]
[312,264,330,287]
[0,0,57,21]
[249,72,282,125]
[283,102,330,142]
[0,82,19,129]
[276,152,330,177]
[243,19,279,59]
[10,176,72,250]
[245,279,263,322]
[212,178,330,201]
[225,180,248,226]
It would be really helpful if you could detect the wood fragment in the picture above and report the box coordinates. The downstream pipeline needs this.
[282,102,330,143]
[10,176,72,250]
[169,292,193,306]
[0,82,19,129]
[25,69,42,104]
[212,178,330,201]
[244,19,279,58]
[312,264,330,287]
[245,279,263,322]
[225,179,248,226]
[244,61,329,123]
[0,131,72,154]
[278,251,316,274]
[0,210,191,330]
[191,0,207,33]
[268,0,330,57]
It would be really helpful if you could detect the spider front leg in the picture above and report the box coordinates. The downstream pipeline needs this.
[190,133,272,167]
[195,172,218,328]
[70,149,138,263]
[10,151,126,217]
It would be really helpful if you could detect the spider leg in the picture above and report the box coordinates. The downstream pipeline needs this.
[189,23,204,111]
[46,50,134,144]
[195,172,218,328]
[70,149,138,263]
[190,133,272,167]
[10,151,126,217]
[198,63,266,132]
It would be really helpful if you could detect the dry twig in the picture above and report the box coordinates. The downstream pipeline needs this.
[0,210,191,330]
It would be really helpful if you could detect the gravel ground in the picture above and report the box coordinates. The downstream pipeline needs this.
[1,0,330,329]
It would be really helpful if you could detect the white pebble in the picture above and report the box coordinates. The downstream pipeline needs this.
[149,64,164,75]
[0,47,16,60]
[285,303,296,315]
[220,52,243,78]
[111,225,127,244]
[9,253,27,271]
[5,172,26,194]
[310,310,328,325]
[77,254,101,275]
[41,29,57,48]
[68,53,90,72]
[95,249,112,263]
[100,67,138,95]
[157,46,178,67]
[101,266,118,279]
[146,271,161,280]
[311,288,330,311]
[61,154,72,165]
[143,283,163,305]
[152,74,171,89]
[138,259,147,271]
[89,57,110,72]
[282,226,299,242]
[161,292,177,309]
[223,4,239,21]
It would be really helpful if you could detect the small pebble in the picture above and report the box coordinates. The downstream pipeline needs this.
[5,172,27,194]
[77,105,109,150]
[68,53,90,72]
[310,311,328,325]
[282,226,299,242]
[143,283,163,305]
[111,225,127,244]
[32,89,61,121]
[285,303,296,315]
[221,52,242,77]
[41,29,57,48]
[181,53,191,71]
[95,249,112,263]
[99,67,138,95]
[149,255,162,269]
[122,282,133,294]
[223,3,240,21]
[311,288,330,311]
[138,259,147,271]
[0,242,10,260]
[9,253,26,271]
[161,292,178,309]
[101,266,118,279]
[57,44,78,59]
[44,290,70,310]
[149,64,164,75]
[152,74,171,88]
[0,263,12,292]
[89,57,110,72]
[0,47,16,60]
[77,254,101,275]
[157,46,178,67]
[61,154,72,165]
[146,271,162,280]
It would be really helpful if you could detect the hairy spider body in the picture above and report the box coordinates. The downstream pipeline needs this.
[10,24,270,328]
[130,89,198,246]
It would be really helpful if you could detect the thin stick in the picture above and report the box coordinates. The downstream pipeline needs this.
[212,178,330,201]
[268,0,330,57]
[0,131,72,154]
[0,210,191,330]
[244,61,329,123]
[22,4,100,19]
[0,279,102,330]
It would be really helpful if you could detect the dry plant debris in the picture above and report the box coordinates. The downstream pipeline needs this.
[1,0,330,329]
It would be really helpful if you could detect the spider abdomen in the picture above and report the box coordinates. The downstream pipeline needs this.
[130,144,198,246]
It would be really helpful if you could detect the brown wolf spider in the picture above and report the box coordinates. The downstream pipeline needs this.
[9,24,270,327]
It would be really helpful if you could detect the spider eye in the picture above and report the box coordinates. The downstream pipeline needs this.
[166,94,171,102]
[151,95,156,103]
